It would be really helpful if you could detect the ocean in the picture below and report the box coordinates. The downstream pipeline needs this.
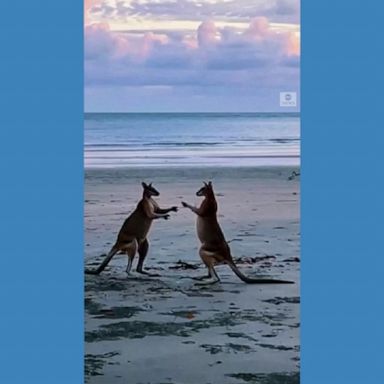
[84,113,300,168]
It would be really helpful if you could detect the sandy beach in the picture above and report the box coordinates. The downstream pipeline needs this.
[85,166,300,384]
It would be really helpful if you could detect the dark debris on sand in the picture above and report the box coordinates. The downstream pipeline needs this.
[85,351,120,380]
[169,260,200,270]
[233,255,277,265]
[226,372,299,384]
[283,257,300,263]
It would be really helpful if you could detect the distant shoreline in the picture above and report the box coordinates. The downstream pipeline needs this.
[85,111,301,117]
[84,163,301,171]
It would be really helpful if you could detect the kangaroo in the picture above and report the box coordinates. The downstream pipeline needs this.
[182,182,294,285]
[85,182,178,276]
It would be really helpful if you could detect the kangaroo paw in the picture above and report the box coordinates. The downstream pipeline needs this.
[136,270,160,277]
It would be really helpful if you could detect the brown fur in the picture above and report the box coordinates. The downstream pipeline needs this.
[182,182,294,284]
[85,182,177,276]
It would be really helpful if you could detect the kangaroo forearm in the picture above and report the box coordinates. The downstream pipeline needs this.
[150,213,168,219]
[155,207,173,214]
[144,206,167,219]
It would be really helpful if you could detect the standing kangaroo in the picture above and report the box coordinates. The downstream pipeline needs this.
[182,182,294,284]
[85,182,178,276]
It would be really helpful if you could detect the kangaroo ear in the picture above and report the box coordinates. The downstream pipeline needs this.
[141,182,147,188]
[208,181,212,186]
[203,181,208,186]
[149,182,153,187]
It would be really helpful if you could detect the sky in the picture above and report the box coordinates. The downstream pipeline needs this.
[84,0,300,112]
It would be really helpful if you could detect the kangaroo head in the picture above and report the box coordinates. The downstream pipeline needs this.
[196,181,213,197]
[142,182,160,197]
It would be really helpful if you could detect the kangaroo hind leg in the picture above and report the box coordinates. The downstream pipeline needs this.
[125,239,138,275]
[192,269,212,281]
[192,273,212,281]
[136,239,159,277]
[195,248,220,285]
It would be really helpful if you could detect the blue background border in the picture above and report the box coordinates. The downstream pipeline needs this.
[1,1,383,383]
[0,2,83,383]
[302,1,384,383]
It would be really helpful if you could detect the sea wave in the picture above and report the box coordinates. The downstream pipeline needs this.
[84,113,300,168]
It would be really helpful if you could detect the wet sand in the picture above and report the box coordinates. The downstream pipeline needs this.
[85,167,300,384]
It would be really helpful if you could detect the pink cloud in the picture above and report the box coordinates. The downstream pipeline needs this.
[84,18,300,89]
[197,20,219,47]
[84,0,98,25]
[245,17,270,40]
[85,23,172,62]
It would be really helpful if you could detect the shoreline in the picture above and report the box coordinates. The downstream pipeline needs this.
[84,161,301,170]
[84,164,301,174]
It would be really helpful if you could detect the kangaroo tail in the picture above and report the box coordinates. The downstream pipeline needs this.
[85,245,119,275]
[227,260,294,284]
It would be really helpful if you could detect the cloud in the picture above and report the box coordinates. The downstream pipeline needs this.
[85,17,299,87]
[84,2,300,112]
[85,0,102,24]
[88,0,300,25]
[197,20,219,47]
